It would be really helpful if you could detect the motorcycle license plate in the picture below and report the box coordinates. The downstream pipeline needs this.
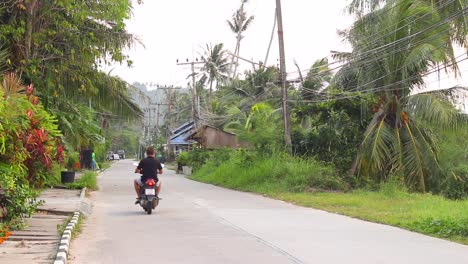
[145,189,155,195]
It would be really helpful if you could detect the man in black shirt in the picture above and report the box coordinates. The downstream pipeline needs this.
[134,147,163,202]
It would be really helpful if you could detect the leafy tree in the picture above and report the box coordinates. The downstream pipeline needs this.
[0,0,142,150]
[334,0,467,191]
[229,102,283,152]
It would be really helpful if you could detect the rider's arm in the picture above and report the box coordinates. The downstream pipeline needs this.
[157,163,163,175]
[135,160,143,174]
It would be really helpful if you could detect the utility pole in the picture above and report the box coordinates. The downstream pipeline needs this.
[162,87,180,161]
[150,85,181,160]
[276,0,292,153]
[176,59,204,127]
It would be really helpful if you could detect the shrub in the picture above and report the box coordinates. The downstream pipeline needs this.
[66,151,80,171]
[432,125,468,199]
[67,171,98,191]
[0,77,63,227]
[176,152,190,166]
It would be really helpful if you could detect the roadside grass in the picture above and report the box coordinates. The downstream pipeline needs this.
[271,191,468,244]
[57,213,84,240]
[99,161,111,170]
[191,151,468,244]
[192,151,346,192]
[66,171,98,191]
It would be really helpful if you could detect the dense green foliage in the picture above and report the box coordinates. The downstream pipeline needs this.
[0,76,62,228]
[432,125,468,199]
[0,0,142,151]
[292,95,374,174]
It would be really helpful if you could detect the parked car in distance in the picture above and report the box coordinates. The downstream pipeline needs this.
[117,150,125,159]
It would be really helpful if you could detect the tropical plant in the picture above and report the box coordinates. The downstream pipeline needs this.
[347,0,468,50]
[236,102,283,152]
[292,94,374,174]
[227,0,255,79]
[334,0,467,191]
[200,43,231,101]
[0,73,62,227]
[220,66,280,112]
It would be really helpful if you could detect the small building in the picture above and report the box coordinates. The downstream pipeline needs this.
[185,125,249,150]
[169,121,197,155]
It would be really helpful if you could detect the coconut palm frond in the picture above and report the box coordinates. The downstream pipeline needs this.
[347,0,388,14]
[400,120,440,191]
[241,16,255,32]
[407,89,466,129]
[357,113,395,177]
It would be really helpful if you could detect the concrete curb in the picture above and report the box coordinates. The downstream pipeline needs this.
[53,187,85,264]
[53,211,80,264]
[79,187,87,200]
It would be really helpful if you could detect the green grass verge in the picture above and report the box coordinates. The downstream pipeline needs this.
[190,150,468,244]
[66,171,98,191]
[271,191,468,244]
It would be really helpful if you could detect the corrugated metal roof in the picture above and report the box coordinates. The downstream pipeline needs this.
[170,130,197,145]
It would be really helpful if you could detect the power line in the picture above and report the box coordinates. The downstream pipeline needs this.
[287,4,467,77]
[290,56,468,104]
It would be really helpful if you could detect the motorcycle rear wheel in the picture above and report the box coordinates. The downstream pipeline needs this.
[147,207,152,215]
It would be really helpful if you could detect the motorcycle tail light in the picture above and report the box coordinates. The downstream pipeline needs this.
[147,179,155,186]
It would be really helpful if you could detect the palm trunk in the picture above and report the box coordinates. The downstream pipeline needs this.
[25,0,38,61]
[230,36,241,80]
[233,43,241,79]
[209,79,214,104]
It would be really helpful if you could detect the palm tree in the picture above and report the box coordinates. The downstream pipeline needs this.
[227,0,255,80]
[200,43,231,101]
[346,0,468,48]
[334,0,467,191]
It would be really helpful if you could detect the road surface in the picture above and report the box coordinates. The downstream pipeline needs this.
[70,159,468,264]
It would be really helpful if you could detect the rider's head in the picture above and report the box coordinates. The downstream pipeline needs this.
[146,146,155,157]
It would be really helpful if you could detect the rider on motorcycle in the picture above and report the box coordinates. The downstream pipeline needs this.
[134,146,163,204]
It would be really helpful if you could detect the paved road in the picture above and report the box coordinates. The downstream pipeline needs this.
[70,159,468,264]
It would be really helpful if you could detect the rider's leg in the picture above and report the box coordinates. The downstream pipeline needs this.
[156,181,162,196]
[134,179,141,198]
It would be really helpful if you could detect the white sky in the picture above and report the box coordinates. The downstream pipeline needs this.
[106,0,354,86]
[106,0,466,110]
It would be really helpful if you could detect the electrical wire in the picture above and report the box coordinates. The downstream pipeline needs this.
[289,56,468,104]
[287,4,467,77]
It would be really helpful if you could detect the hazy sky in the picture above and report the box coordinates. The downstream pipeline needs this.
[106,0,354,86]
